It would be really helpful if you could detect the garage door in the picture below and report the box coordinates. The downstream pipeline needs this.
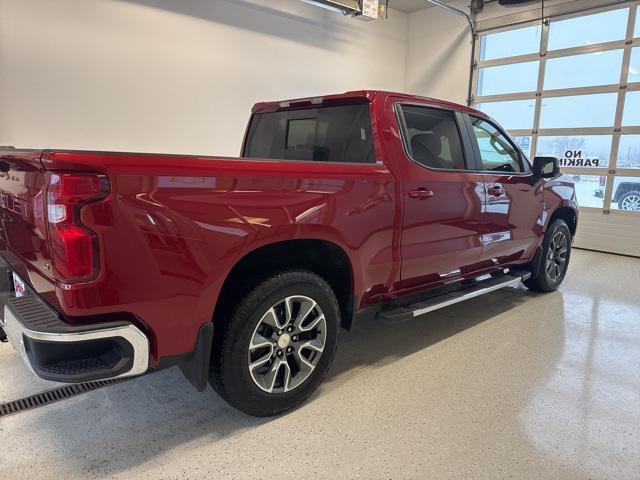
[472,3,640,257]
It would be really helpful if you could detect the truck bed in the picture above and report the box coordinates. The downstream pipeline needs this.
[0,148,395,365]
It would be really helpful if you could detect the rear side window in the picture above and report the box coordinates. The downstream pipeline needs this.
[398,105,467,170]
[469,116,523,173]
[244,104,376,163]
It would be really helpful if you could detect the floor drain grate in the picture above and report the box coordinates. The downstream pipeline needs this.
[0,378,127,418]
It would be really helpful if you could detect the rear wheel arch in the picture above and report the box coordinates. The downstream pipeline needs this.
[212,239,356,334]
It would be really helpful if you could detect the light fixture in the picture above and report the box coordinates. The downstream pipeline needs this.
[300,0,360,15]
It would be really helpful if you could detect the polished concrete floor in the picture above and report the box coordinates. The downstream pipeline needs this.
[1,249,639,479]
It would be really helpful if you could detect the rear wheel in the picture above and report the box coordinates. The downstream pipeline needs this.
[524,219,572,292]
[209,270,340,416]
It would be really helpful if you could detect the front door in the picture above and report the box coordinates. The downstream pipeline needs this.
[465,114,543,265]
[396,104,485,289]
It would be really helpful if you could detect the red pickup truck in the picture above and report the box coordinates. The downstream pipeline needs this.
[0,91,577,416]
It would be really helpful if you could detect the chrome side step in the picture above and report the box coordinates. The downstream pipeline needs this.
[377,270,531,324]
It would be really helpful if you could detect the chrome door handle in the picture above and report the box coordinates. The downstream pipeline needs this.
[408,188,434,200]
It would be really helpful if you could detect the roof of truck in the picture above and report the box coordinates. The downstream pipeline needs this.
[252,90,484,116]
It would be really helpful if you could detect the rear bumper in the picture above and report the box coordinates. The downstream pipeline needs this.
[0,264,149,383]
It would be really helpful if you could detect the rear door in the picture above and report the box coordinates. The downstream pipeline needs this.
[396,104,485,289]
[464,115,543,264]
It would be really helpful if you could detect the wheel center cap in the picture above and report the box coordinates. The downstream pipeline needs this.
[278,333,291,349]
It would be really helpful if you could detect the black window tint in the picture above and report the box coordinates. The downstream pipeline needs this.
[470,116,523,173]
[245,104,376,163]
[399,105,466,170]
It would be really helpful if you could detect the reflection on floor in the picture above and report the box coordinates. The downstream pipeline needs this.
[1,249,639,479]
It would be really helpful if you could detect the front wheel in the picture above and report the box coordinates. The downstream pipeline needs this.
[524,219,572,292]
[209,270,340,416]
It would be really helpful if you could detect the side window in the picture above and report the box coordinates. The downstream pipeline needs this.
[470,116,523,173]
[399,105,467,170]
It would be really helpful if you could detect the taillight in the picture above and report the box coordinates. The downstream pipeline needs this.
[46,173,110,283]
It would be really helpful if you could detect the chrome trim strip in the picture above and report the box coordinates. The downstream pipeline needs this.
[412,274,530,318]
[2,305,149,379]
[439,268,461,278]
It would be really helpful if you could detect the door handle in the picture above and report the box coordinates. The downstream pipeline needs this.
[408,188,434,200]
[487,186,505,197]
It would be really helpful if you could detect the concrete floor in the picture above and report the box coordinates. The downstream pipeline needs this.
[1,249,639,479]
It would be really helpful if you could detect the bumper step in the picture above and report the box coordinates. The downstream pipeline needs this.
[1,294,149,383]
[377,269,531,324]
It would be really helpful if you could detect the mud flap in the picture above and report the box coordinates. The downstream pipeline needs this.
[529,245,544,280]
[179,322,214,392]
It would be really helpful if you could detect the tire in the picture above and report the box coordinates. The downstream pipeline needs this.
[524,219,572,292]
[618,190,640,211]
[209,270,340,417]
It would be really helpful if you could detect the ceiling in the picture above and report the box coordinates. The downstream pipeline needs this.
[388,0,430,13]
[389,0,459,13]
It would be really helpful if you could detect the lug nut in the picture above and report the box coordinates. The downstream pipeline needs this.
[277,350,283,357]
[277,330,283,335]
[287,346,293,353]
[287,326,294,332]
[292,335,297,342]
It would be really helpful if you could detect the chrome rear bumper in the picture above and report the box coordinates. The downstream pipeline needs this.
[0,266,149,383]
[2,302,149,382]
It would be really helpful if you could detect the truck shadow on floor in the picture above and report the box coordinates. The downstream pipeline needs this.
[2,286,550,478]
[324,286,535,385]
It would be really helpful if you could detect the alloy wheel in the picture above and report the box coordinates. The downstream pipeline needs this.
[248,296,326,394]
[621,194,640,211]
[546,231,568,282]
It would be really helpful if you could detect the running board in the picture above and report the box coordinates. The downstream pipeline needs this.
[377,270,531,324]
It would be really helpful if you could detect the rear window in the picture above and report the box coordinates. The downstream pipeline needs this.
[244,104,376,163]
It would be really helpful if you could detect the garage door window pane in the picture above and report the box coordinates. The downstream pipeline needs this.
[479,25,542,61]
[544,50,623,90]
[612,176,640,211]
[539,93,617,129]
[475,99,536,130]
[616,135,640,168]
[627,47,640,83]
[548,9,629,51]
[622,91,640,126]
[574,175,606,209]
[477,61,539,96]
[537,135,612,168]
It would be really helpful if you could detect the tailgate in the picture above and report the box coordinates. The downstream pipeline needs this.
[0,149,51,282]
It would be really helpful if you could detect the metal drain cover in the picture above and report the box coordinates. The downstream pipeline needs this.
[0,378,127,417]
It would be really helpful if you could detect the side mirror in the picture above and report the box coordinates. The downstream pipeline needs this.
[532,156,559,178]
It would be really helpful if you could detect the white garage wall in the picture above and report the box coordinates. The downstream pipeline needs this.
[405,0,471,105]
[0,0,407,156]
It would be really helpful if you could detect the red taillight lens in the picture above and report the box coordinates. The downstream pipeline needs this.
[46,173,110,283]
